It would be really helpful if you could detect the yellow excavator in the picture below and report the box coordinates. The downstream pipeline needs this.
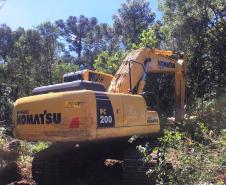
[13,48,186,184]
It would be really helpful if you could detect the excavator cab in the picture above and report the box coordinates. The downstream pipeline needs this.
[63,69,113,89]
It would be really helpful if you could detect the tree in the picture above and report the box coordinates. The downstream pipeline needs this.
[93,51,125,74]
[0,24,24,63]
[0,83,12,124]
[98,23,121,52]
[132,26,159,49]
[81,23,121,67]
[113,0,155,48]
[6,29,43,97]
[55,15,98,64]
[36,22,61,84]
[159,0,226,106]
[4,24,62,98]
[52,63,79,84]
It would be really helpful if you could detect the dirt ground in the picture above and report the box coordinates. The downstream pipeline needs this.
[0,139,225,185]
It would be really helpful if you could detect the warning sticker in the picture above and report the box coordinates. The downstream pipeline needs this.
[65,101,82,108]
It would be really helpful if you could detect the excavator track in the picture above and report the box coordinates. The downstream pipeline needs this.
[32,138,160,185]
[122,138,159,185]
[32,140,127,185]
[32,142,81,184]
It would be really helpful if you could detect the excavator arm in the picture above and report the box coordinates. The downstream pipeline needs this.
[108,48,186,121]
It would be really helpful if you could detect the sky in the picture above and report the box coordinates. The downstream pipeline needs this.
[0,0,162,30]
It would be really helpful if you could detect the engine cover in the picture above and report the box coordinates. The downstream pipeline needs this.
[13,90,160,142]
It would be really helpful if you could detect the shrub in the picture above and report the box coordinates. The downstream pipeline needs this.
[18,141,49,167]
[29,142,49,154]
[138,122,226,185]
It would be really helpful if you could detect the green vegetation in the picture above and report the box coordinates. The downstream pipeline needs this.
[132,26,159,49]
[94,51,125,74]
[0,0,225,184]
[52,63,79,83]
[138,122,226,184]
[113,0,155,48]
[138,97,226,184]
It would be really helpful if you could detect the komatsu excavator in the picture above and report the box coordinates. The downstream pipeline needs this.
[13,48,186,184]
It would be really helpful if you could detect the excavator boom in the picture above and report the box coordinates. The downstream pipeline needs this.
[108,48,186,121]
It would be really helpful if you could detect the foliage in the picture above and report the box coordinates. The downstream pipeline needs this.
[18,141,49,167]
[138,122,226,185]
[29,142,49,154]
[0,24,24,63]
[195,96,226,130]
[82,23,121,67]
[36,22,62,85]
[55,15,119,66]
[93,51,125,74]
[113,0,155,48]
[0,22,62,100]
[138,28,158,48]
[0,137,6,149]
[159,0,226,104]
[56,15,98,62]
[132,22,164,49]
[52,63,79,83]
[0,83,13,124]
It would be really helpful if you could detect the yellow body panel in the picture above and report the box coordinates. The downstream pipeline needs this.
[13,90,160,142]
[122,95,146,126]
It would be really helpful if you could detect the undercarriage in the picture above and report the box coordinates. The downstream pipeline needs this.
[32,138,159,185]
